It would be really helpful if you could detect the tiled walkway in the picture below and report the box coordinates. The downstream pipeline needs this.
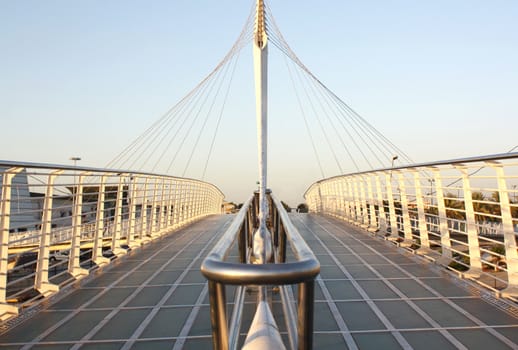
[1,214,518,349]
[292,214,518,350]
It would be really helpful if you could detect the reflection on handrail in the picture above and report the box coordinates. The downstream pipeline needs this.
[201,192,320,350]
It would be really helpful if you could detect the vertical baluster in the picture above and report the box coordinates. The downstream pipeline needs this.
[35,170,62,295]
[69,172,89,278]
[432,168,453,264]
[397,172,413,246]
[412,170,432,254]
[0,167,23,320]
[385,172,399,240]
[93,174,110,266]
[455,165,482,277]
[489,162,518,297]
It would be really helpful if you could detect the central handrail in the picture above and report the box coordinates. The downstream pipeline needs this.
[201,192,320,350]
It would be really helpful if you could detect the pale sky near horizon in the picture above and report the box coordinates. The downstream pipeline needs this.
[1,1,517,206]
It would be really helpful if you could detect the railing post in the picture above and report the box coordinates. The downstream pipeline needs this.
[173,181,181,228]
[346,178,354,222]
[385,173,399,240]
[456,165,482,277]
[397,172,413,246]
[432,168,453,264]
[336,179,345,219]
[375,173,387,233]
[358,176,369,228]
[489,163,518,297]
[297,280,314,350]
[0,167,23,320]
[110,175,126,257]
[156,178,165,235]
[93,175,110,266]
[35,170,62,296]
[165,179,174,230]
[412,170,432,254]
[352,177,362,224]
[365,175,378,232]
[149,178,159,238]
[208,281,228,350]
[140,177,150,241]
[126,175,139,248]
[68,172,89,278]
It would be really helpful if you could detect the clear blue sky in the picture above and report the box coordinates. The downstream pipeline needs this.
[1,1,517,206]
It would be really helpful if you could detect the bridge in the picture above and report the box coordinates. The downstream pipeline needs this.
[1,1,518,349]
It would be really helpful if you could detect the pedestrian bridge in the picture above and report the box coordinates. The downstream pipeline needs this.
[2,0,518,348]
[1,154,518,349]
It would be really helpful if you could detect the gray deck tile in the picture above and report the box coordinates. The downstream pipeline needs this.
[388,278,436,298]
[401,331,458,350]
[148,270,182,285]
[352,332,402,349]
[320,266,348,279]
[164,284,205,306]
[314,333,348,349]
[113,271,156,287]
[126,286,171,307]
[324,280,363,300]
[130,340,175,350]
[374,300,432,329]
[44,310,111,341]
[92,308,151,340]
[47,288,101,310]
[335,301,386,331]
[452,298,518,325]
[357,280,400,300]
[81,343,125,350]
[495,327,518,344]
[182,337,213,350]
[329,254,362,265]
[139,307,192,338]
[187,305,212,336]
[421,277,474,297]
[86,287,135,309]
[449,329,513,350]
[313,302,340,331]
[341,265,378,279]
[84,272,127,287]
[413,299,477,327]
[0,311,69,343]
[371,264,406,278]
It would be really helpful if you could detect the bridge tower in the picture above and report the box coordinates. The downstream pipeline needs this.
[253,0,272,264]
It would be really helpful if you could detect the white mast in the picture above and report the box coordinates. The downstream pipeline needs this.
[253,0,271,264]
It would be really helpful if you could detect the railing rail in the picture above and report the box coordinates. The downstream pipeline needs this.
[304,152,518,299]
[201,192,320,350]
[0,160,224,320]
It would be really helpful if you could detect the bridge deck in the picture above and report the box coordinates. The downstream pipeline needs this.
[1,214,518,349]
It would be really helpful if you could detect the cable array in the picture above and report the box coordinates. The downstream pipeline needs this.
[106,0,417,184]
[105,6,255,178]
[264,2,414,178]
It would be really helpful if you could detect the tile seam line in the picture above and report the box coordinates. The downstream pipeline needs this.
[317,215,518,350]
[295,216,413,350]
[80,216,232,350]
[17,217,227,350]
[119,217,231,350]
[301,216,468,350]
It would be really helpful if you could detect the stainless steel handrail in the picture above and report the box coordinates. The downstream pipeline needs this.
[201,193,320,350]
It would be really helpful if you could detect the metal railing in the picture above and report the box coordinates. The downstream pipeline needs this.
[201,192,320,350]
[0,160,224,320]
[305,152,518,299]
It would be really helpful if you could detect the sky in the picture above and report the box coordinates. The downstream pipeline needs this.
[1,0,517,206]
